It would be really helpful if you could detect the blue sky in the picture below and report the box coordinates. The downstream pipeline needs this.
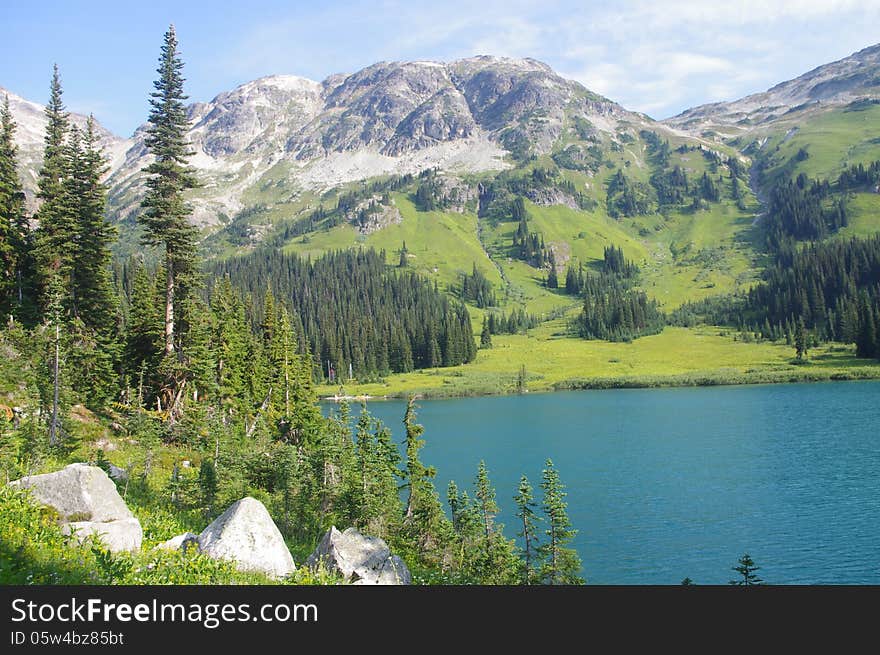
[3,0,880,136]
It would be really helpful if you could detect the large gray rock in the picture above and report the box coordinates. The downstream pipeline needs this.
[62,518,143,553]
[9,463,132,522]
[307,526,411,585]
[198,497,295,579]
[154,532,199,552]
[108,464,129,483]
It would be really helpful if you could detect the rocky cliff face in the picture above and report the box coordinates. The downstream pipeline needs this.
[102,57,631,227]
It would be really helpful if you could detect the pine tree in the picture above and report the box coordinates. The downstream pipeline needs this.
[353,406,401,537]
[480,316,492,349]
[211,278,250,410]
[69,116,117,329]
[795,316,808,361]
[857,294,877,359]
[179,294,215,404]
[474,460,498,542]
[403,397,429,520]
[447,479,462,532]
[139,25,199,357]
[400,397,448,556]
[514,474,540,584]
[538,459,583,584]
[0,94,29,319]
[470,460,519,584]
[124,263,163,388]
[729,553,763,586]
[33,65,74,316]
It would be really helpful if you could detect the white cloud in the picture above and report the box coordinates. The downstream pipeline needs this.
[214,0,880,120]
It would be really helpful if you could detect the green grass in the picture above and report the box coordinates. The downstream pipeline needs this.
[758,104,880,183]
[838,193,880,238]
[283,194,502,295]
[0,486,343,585]
[317,325,880,399]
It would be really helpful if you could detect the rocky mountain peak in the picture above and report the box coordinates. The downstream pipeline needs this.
[5,56,634,227]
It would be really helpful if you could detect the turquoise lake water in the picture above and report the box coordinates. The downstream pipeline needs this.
[329,380,880,584]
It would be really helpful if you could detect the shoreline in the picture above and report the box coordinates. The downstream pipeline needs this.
[320,364,880,401]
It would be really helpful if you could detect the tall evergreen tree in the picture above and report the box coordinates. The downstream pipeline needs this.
[794,316,808,361]
[402,397,430,521]
[474,460,498,542]
[33,65,74,315]
[139,25,199,357]
[480,316,492,349]
[514,474,540,584]
[400,397,448,556]
[69,116,117,329]
[0,94,29,319]
[538,459,583,584]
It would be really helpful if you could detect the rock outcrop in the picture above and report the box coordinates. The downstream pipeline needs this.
[307,526,411,585]
[9,463,142,553]
[197,497,295,579]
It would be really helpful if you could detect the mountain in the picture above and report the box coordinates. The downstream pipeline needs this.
[0,85,127,210]
[4,48,880,402]
[2,57,751,313]
[665,43,880,140]
[106,56,646,228]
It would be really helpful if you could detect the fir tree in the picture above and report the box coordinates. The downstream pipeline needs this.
[474,460,498,542]
[480,316,492,349]
[33,65,74,315]
[794,316,808,361]
[139,25,199,357]
[447,479,462,532]
[470,460,519,584]
[729,553,763,586]
[124,263,163,389]
[0,95,29,319]
[538,459,583,584]
[69,116,117,329]
[400,397,448,555]
[402,396,430,521]
[514,474,540,584]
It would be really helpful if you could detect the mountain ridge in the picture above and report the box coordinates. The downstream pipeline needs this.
[4,45,880,230]
[664,43,880,137]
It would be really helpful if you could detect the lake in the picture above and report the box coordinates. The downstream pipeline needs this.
[327,380,880,584]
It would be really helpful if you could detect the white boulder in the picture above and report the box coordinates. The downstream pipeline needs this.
[198,497,295,579]
[62,517,143,553]
[307,526,411,585]
[9,463,132,522]
[9,464,142,553]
